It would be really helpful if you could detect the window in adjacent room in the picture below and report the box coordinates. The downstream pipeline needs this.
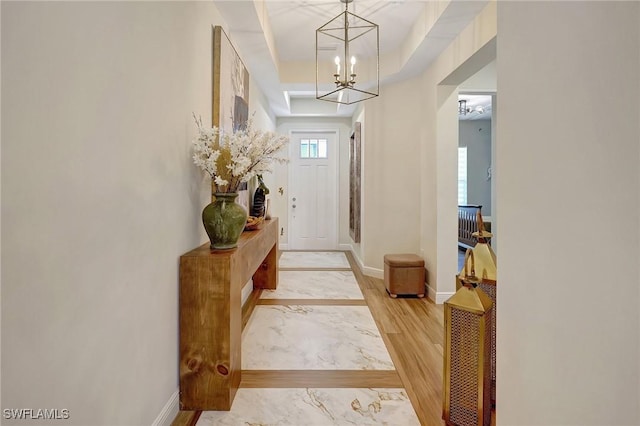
[458,146,467,205]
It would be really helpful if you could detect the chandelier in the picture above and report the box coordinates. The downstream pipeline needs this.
[459,99,486,116]
[316,0,379,105]
[459,99,469,115]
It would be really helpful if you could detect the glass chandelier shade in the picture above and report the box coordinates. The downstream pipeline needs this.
[316,1,379,105]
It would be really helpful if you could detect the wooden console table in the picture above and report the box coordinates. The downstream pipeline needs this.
[179,218,278,410]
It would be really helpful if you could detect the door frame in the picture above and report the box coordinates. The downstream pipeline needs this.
[286,129,340,250]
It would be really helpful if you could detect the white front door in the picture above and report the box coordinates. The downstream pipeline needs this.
[288,131,338,250]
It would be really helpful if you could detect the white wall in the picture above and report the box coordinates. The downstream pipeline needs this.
[245,72,278,212]
[361,78,423,275]
[249,76,276,131]
[360,1,496,299]
[275,117,352,248]
[497,2,640,424]
[0,0,4,413]
[1,2,272,425]
[434,84,460,302]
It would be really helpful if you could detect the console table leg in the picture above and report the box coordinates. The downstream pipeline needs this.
[253,243,278,290]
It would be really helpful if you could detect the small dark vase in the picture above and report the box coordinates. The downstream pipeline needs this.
[251,175,270,218]
[202,193,248,250]
[251,187,266,217]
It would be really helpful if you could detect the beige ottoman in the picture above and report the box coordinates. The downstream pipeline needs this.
[384,254,426,298]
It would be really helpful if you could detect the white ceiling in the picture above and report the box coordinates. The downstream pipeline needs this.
[265,0,427,62]
[215,0,493,117]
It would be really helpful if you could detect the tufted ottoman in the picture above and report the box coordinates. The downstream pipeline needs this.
[383,254,426,298]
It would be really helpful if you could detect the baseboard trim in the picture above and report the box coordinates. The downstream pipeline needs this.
[279,243,289,251]
[152,389,179,426]
[338,243,353,251]
[341,247,383,280]
[427,284,454,304]
[362,266,384,280]
[346,246,364,273]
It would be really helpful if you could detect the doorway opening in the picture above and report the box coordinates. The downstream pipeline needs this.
[457,93,494,270]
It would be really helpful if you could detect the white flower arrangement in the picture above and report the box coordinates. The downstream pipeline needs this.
[192,114,289,193]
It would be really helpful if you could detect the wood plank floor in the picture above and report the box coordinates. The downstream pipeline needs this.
[171,410,200,426]
[257,298,367,306]
[240,370,403,388]
[345,251,496,426]
[174,250,495,426]
[344,251,447,425]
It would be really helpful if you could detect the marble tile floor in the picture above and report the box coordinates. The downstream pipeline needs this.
[196,251,420,425]
[196,388,420,425]
[242,305,394,370]
[261,270,363,300]
[279,251,351,269]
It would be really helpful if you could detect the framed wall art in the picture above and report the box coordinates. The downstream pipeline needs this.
[212,25,249,133]
[212,25,250,206]
[350,122,362,243]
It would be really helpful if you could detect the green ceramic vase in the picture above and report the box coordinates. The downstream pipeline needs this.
[202,193,248,250]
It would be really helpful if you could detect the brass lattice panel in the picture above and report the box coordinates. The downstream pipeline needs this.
[449,308,480,425]
[478,282,496,404]
[482,310,492,425]
[444,284,492,426]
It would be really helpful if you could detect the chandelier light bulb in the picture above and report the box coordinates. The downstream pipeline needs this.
[350,56,356,75]
[334,56,341,75]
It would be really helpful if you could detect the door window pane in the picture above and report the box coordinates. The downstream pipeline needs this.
[300,139,309,158]
[299,138,328,159]
[318,139,327,158]
[310,139,318,158]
